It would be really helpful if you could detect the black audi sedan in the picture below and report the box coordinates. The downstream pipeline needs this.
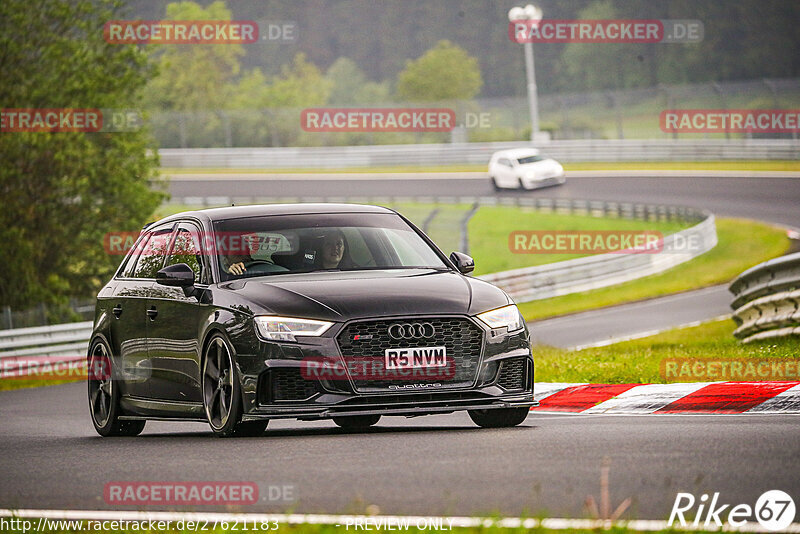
[88,204,535,437]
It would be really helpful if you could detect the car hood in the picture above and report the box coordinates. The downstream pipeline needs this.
[220,269,510,321]
[520,159,561,173]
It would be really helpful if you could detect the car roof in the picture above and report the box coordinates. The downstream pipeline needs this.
[492,148,541,159]
[151,203,397,226]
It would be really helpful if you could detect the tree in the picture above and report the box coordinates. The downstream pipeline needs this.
[561,0,651,91]
[396,40,483,102]
[143,1,244,111]
[266,53,331,108]
[229,53,330,146]
[0,0,165,310]
[326,57,390,105]
[231,53,330,109]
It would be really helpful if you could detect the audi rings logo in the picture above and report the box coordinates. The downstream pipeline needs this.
[388,322,436,340]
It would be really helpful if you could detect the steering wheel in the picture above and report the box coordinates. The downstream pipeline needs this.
[242,259,288,274]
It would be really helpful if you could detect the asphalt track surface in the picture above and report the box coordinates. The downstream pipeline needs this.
[530,285,732,349]
[1,382,799,520]
[2,172,798,521]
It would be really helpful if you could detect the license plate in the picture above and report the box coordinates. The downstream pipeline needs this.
[385,346,447,370]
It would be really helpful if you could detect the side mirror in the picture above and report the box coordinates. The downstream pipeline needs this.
[449,252,475,274]
[156,263,195,287]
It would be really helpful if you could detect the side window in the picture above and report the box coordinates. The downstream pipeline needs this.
[130,226,173,279]
[119,233,146,278]
[165,223,206,283]
[498,158,512,167]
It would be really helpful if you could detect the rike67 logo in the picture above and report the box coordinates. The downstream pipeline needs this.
[669,490,796,531]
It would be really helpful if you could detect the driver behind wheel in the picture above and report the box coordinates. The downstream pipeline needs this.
[224,253,251,276]
[320,230,347,269]
[223,233,289,276]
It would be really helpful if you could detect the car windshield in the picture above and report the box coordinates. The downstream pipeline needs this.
[212,212,448,281]
[517,155,544,165]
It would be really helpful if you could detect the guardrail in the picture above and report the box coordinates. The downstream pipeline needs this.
[159,139,799,168]
[729,252,800,343]
[0,321,92,376]
[0,196,717,374]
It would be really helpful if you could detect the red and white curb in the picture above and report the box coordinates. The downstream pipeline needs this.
[532,381,800,414]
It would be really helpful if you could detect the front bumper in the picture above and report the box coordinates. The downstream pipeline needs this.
[232,315,535,421]
[241,389,537,421]
[521,173,566,189]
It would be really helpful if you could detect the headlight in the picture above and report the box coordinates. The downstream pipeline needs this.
[254,316,334,342]
[476,304,524,333]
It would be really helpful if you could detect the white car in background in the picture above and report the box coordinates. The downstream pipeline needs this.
[488,148,565,190]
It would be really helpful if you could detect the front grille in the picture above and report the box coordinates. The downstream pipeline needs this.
[496,357,528,391]
[336,317,484,392]
[259,368,319,403]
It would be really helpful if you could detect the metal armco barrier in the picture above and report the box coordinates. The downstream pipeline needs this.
[0,321,92,375]
[159,139,799,168]
[729,252,800,343]
[0,197,718,370]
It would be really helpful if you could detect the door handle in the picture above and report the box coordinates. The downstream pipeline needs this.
[146,307,158,320]
[112,305,122,318]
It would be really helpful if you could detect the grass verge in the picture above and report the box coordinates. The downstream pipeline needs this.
[518,218,790,321]
[534,318,800,384]
[469,206,689,275]
[0,375,82,392]
[160,160,800,174]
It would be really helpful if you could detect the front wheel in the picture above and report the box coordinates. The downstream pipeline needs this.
[203,333,263,437]
[468,407,529,428]
[332,414,381,430]
[88,339,145,437]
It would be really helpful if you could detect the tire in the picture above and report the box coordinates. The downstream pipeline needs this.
[468,407,529,428]
[88,339,146,437]
[332,414,381,430]
[490,176,501,191]
[202,333,262,437]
